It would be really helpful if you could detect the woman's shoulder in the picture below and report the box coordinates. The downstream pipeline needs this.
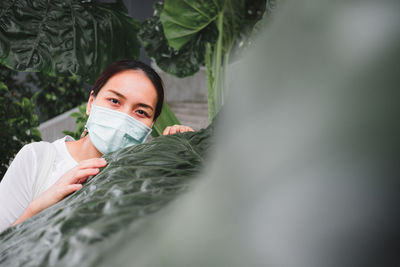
[23,136,70,153]
[21,140,52,155]
[18,138,65,161]
[13,136,72,167]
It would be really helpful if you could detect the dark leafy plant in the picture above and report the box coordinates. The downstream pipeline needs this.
[0,82,41,180]
[25,73,88,122]
[1,63,88,123]
[0,122,215,266]
[0,0,141,85]
[0,64,34,101]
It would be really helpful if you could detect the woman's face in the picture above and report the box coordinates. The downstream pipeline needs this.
[87,70,158,128]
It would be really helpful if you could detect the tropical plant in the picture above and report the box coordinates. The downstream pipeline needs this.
[0,64,33,101]
[0,0,140,84]
[140,0,274,121]
[0,0,179,136]
[25,73,88,122]
[0,82,41,180]
[0,63,88,122]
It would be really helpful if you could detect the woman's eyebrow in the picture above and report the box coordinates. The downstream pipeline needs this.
[137,103,154,111]
[108,89,126,99]
[107,89,154,111]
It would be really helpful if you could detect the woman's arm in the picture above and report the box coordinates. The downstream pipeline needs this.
[11,157,107,227]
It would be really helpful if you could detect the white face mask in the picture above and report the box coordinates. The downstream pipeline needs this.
[85,102,152,154]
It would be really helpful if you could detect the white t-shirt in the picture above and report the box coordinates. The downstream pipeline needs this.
[0,136,77,232]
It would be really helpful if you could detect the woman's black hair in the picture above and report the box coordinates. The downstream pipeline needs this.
[92,59,164,121]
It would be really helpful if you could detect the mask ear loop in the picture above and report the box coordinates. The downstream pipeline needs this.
[80,127,88,139]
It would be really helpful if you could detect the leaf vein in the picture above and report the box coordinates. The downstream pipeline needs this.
[182,0,212,20]
[69,1,78,74]
[26,0,51,69]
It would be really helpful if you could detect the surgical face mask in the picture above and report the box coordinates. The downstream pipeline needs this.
[85,102,152,154]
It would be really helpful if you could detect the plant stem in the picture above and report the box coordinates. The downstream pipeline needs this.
[222,51,230,105]
[205,42,215,122]
[213,11,224,116]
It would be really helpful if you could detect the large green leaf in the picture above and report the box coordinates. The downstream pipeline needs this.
[0,122,215,266]
[0,0,141,84]
[139,2,217,78]
[160,0,221,50]
[160,0,267,53]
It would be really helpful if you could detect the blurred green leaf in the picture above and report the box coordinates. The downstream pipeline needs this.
[70,112,82,118]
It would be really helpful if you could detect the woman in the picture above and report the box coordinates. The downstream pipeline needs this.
[0,59,194,232]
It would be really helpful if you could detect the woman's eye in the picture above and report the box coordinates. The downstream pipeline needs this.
[109,98,119,104]
[136,110,148,117]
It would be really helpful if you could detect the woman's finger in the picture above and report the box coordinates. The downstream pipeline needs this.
[71,168,101,184]
[164,125,195,135]
[60,167,99,185]
[77,158,107,170]
[170,126,178,135]
[176,126,194,133]
[60,184,83,197]
[163,126,171,135]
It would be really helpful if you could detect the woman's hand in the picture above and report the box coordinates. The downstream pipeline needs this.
[12,158,107,226]
[163,125,195,135]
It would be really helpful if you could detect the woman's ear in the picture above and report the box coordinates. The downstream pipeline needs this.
[86,91,95,115]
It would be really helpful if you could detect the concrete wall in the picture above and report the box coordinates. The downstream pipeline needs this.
[38,107,79,142]
[152,64,208,103]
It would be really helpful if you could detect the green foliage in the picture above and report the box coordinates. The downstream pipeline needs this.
[0,82,41,179]
[25,73,88,122]
[63,103,88,140]
[161,0,270,52]
[0,123,215,266]
[158,0,271,121]
[0,64,33,100]
[0,63,88,123]
[0,0,141,84]
[139,2,218,78]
